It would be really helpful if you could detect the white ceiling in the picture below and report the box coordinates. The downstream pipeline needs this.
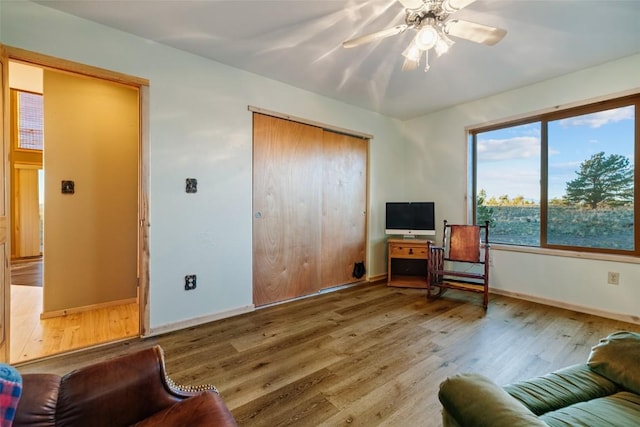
[34,0,640,120]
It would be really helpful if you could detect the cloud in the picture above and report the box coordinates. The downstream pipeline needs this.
[549,160,581,171]
[558,105,633,129]
[477,136,540,161]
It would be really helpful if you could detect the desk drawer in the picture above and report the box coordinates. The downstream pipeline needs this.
[389,244,428,259]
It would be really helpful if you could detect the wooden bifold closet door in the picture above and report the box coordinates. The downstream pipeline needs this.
[253,113,367,306]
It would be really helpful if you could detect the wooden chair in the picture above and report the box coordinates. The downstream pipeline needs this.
[427,220,490,309]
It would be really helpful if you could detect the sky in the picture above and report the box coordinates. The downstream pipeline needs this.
[476,104,635,202]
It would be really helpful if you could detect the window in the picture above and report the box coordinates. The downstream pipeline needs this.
[472,94,638,256]
[14,90,44,151]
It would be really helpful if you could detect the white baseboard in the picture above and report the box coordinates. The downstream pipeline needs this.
[491,288,640,325]
[368,274,387,283]
[146,304,255,337]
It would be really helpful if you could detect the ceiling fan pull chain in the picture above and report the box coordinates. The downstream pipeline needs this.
[424,49,431,72]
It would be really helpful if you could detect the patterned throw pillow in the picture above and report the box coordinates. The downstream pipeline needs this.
[0,364,22,427]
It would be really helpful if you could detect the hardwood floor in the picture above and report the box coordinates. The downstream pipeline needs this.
[10,259,139,364]
[17,282,640,426]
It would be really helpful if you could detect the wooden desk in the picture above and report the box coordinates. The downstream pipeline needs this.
[387,238,430,288]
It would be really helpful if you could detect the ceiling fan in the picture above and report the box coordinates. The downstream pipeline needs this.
[343,0,507,72]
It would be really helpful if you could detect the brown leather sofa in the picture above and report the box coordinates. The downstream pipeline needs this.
[14,345,237,426]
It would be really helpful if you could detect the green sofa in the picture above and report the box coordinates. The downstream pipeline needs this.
[438,331,640,427]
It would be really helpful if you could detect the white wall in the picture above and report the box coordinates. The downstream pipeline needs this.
[404,54,640,322]
[0,0,408,331]
[8,62,42,92]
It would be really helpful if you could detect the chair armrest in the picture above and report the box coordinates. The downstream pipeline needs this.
[439,373,548,427]
[132,391,237,427]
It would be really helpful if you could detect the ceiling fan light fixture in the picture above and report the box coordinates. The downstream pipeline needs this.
[434,30,454,56]
[415,25,439,50]
[341,0,506,73]
[402,40,422,62]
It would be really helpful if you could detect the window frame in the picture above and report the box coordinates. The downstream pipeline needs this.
[470,93,640,257]
[11,89,44,153]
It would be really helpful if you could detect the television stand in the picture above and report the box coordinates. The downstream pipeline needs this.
[387,238,430,288]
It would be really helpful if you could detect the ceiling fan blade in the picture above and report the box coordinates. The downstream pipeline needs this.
[441,0,477,13]
[402,57,420,71]
[444,19,507,46]
[342,25,409,48]
[398,0,424,9]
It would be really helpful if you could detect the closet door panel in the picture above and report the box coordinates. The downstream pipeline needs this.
[253,114,323,306]
[320,131,367,289]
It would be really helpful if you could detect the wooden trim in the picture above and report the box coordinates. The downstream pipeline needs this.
[368,273,387,283]
[13,163,41,169]
[490,288,640,325]
[492,244,640,264]
[139,85,150,337]
[248,105,374,140]
[465,89,640,133]
[1,44,10,361]
[6,46,149,87]
[40,297,138,319]
[0,216,6,245]
[5,46,151,349]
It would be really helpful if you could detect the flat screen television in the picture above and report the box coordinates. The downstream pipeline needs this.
[385,202,435,237]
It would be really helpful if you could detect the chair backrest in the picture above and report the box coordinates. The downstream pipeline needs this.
[55,346,180,426]
[443,220,489,263]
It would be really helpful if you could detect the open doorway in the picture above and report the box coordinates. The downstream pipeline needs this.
[8,60,142,363]
[10,164,43,351]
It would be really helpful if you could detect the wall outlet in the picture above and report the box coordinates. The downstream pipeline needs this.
[607,271,619,285]
[185,274,197,290]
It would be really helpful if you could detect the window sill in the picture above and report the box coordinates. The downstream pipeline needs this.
[491,244,640,265]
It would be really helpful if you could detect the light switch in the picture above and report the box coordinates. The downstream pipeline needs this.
[186,178,197,193]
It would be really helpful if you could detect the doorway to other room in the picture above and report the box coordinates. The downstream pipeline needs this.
[6,57,147,364]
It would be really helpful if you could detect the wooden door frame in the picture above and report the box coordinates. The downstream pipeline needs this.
[1,45,9,361]
[1,46,151,362]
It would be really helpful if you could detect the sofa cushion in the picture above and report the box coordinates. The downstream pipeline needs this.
[587,331,640,394]
[540,391,640,427]
[131,391,237,427]
[504,364,619,416]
